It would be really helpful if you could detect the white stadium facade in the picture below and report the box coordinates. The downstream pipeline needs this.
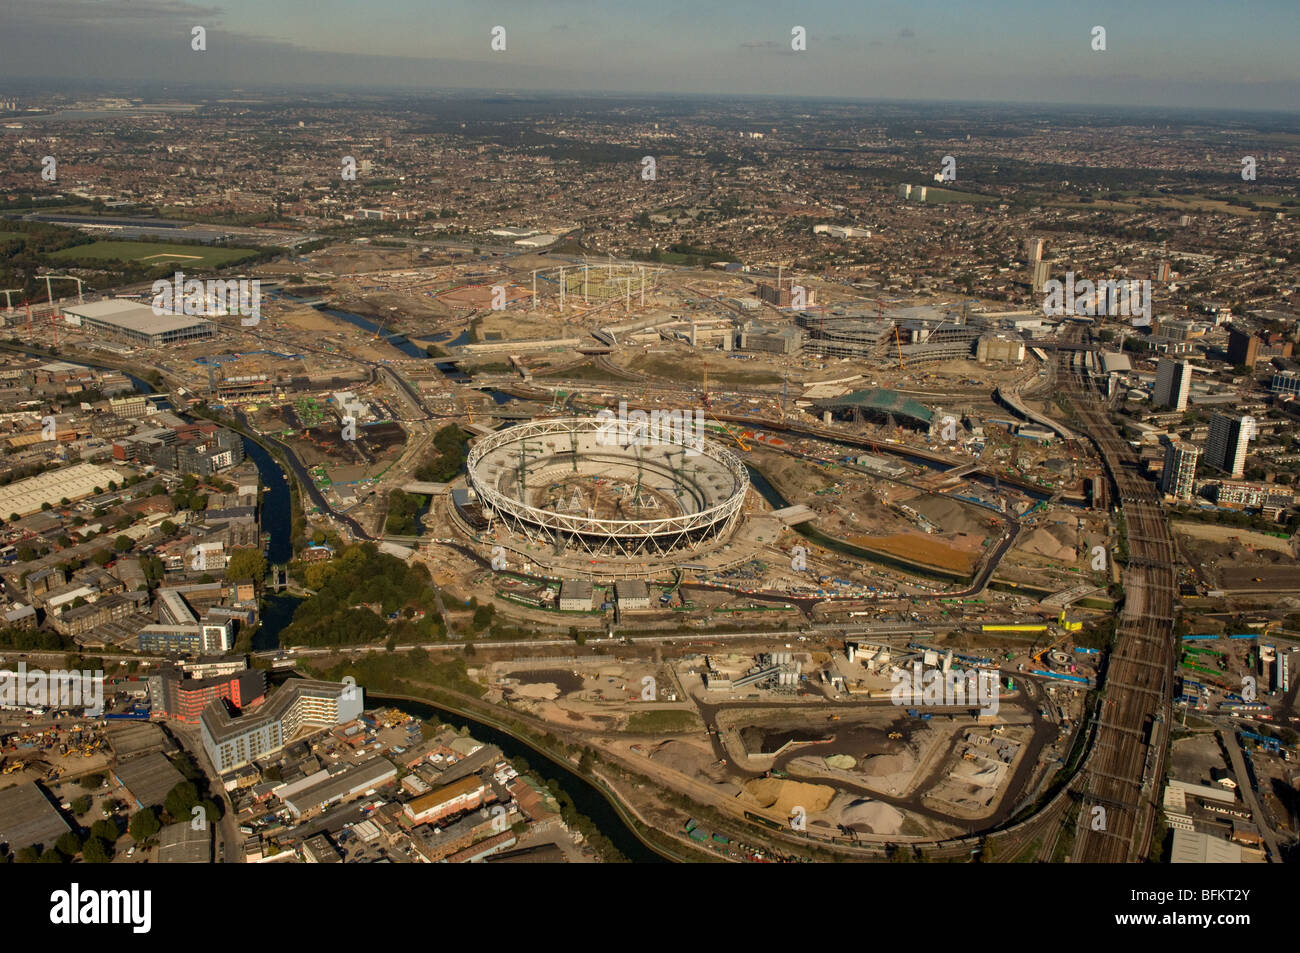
[461,416,748,559]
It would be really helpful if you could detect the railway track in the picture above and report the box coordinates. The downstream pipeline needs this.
[1057,342,1177,863]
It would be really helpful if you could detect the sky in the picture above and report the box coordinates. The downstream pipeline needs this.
[1,0,1297,110]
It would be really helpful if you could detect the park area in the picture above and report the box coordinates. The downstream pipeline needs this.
[48,240,260,268]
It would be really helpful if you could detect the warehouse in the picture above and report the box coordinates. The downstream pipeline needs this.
[157,820,212,863]
[0,782,70,853]
[62,299,214,347]
[282,757,396,819]
[0,462,123,518]
[113,751,186,809]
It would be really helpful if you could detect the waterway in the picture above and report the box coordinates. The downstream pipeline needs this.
[744,463,970,584]
[256,593,304,651]
[368,692,664,863]
[238,437,293,566]
[317,307,429,359]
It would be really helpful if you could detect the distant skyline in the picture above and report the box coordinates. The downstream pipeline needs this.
[1,0,1298,111]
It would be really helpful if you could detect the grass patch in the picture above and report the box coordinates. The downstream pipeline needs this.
[911,187,999,204]
[638,356,781,386]
[48,240,260,268]
[536,361,627,382]
[624,710,702,733]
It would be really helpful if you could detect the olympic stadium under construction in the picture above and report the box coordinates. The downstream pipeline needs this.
[459,416,749,559]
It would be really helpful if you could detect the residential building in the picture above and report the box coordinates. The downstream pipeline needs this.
[1205,414,1253,478]
[199,678,364,773]
[1153,358,1192,411]
[1160,442,1200,502]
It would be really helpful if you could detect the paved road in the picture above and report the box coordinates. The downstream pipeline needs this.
[1221,727,1282,861]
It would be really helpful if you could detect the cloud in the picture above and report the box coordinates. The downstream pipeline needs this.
[7,0,224,22]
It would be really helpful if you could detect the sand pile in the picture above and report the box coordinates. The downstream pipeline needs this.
[859,752,912,777]
[951,761,1004,789]
[836,796,905,835]
[648,740,713,777]
[741,778,835,815]
[1018,525,1076,561]
[824,754,857,770]
[512,682,560,700]
[913,495,987,535]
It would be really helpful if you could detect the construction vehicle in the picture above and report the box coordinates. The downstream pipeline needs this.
[887,731,903,740]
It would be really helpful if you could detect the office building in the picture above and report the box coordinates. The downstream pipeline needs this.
[1227,327,1294,369]
[1270,370,1300,396]
[558,578,593,611]
[614,579,651,610]
[1205,414,1253,478]
[1160,442,1199,502]
[1153,358,1192,411]
[138,617,233,655]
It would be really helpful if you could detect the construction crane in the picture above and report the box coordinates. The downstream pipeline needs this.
[0,289,22,311]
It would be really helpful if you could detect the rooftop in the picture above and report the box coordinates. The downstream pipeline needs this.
[0,783,70,852]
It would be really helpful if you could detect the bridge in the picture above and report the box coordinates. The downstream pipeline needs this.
[994,385,1079,442]
[402,482,450,495]
[1040,584,1107,610]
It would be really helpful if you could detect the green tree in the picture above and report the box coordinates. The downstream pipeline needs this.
[225,547,267,583]
[128,808,160,842]
[113,534,133,553]
[55,831,83,858]
[81,836,112,864]
[163,781,200,822]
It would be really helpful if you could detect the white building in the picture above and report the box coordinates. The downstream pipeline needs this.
[1160,442,1200,502]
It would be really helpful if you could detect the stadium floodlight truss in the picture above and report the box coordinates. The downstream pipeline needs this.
[466,417,749,558]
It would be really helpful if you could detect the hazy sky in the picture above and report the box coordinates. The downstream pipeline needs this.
[1,0,1297,110]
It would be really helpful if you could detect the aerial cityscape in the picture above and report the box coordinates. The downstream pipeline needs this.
[0,0,1295,907]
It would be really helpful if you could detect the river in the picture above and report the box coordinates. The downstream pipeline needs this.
[271,290,431,360]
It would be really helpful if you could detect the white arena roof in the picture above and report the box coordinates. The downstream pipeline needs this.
[62,299,212,337]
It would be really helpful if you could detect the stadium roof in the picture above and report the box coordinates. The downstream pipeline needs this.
[63,298,212,336]
[812,388,934,426]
